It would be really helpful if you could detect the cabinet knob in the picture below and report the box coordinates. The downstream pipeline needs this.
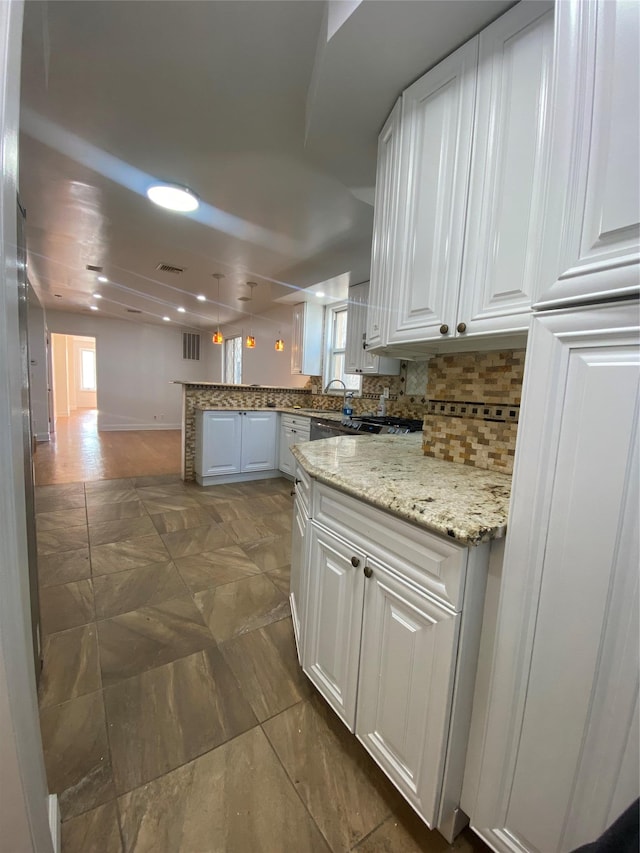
[363,566,373,578]
[439,324,449,335]
[457,322,467,334]
[351,556,360,568]
[290,489,296,496]
[362,342,367,350]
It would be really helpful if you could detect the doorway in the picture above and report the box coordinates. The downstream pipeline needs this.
[50,333,97,423]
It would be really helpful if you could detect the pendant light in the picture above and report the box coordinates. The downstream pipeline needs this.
[211,273,224,344]
[275,333,284,351]
[244,282,257,348]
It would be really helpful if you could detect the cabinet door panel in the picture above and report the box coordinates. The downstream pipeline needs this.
[537,0,640,308]
[290,495,307,662]
[241,411,276,472]
[459,2,554,335]
[357,560,460,827]
[200,411,242,476]
[386,38,477,345]
[470,303,640,853]
[303,524,365,730]
[279,424,295,476]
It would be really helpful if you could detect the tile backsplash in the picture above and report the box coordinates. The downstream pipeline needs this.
[421,350,526,475]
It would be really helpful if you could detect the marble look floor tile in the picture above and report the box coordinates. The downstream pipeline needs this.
[35,492,87,514]
[139,494,201,515]
[38,547,91,588]
[118,726,329,853]
[39,579,95,635]
[36,482,85,499]
[174,545,261,593]
[189,483,249,502]
[93,561,187,619]
[242,534,291,572]
[261,510,294,537]
[61,801,123,853]
[85,478,135,493]
[86,500,148,525]
[354,803,487,853]
[263,693,399,852]
[149,506,216,534]
[38,624,101,708]
[266,563,291,597]
[226,517,275,545]
[133,474,183,488]
[253,494,294,516]
[85,488,140,507]
[135,483,191,499]
[104,646,256,793]
[40,690,115,820]
[220,617,311,722]
[36,507,87,531]
[90,535,170,577]
[37,525,89,556]
[161,523,234,559]
[194,573,289,644]
[89,516,158,546]
[212,499,257,522]
[97,595,214,687]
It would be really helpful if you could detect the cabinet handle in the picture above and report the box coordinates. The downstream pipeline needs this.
[294,478,301,485]
[363,566,373,578]
[351,556,360,568]
[439,324,449,335]
[290,489,296,496]
[362,342,367,350]
[457,322,467,334]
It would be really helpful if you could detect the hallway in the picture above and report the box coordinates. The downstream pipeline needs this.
[34,410,181,486]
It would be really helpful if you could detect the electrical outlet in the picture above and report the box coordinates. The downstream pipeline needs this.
[383,387,390,399]
[312,386,319,395]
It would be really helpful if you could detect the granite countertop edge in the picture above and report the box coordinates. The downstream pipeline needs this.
[194,406,344,420]
[292,434,511,546]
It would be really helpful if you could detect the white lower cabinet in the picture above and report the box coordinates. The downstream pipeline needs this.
[290,488,307,659]
[294,479,492,839]
[278,414,311,478]
[195,410,278,485]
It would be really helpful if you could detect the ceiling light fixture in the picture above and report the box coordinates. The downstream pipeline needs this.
[146,182,199,213]
[212,273,224,345]
[162,316,171,321]
[92,293,102,299]
[196,294,206,302]
[97,275,108,283]
[90,305,98,311]
[245,282,257,348]
[275,334,284,352]
[316,291,325,298]
[177,306,186,313]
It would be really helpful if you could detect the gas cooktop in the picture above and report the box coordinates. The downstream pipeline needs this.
[347,416,424,435]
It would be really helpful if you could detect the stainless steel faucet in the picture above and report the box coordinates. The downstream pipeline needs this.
[324,378,347,414]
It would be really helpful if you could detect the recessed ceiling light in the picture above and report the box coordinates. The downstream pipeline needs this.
[90,305,99,311]
[162,316,171,321]
[97,275,108,283]
[177,306,186,313]
[92,293,102,299]
[196,294,206,302]
[316,291,325,298]
[147,182,199,213]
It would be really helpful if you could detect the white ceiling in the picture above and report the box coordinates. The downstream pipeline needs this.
[19,0,513,333]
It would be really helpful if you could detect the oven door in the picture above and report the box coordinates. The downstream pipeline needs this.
[310,419,356,440]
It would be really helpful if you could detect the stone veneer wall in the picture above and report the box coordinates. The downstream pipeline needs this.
[421,350,525,475]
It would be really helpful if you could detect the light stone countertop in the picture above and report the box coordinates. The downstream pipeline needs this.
[195,407,344,421]
[292,434,511,545]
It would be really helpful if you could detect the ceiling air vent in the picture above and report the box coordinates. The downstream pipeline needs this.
[86,264,103,272]
[183,332,200,361]
[126,308,142,314]
[156,263,185,274]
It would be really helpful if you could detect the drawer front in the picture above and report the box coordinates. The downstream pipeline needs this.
[313,482,467,611]
[282,414,312,433]
[294,464,311,517]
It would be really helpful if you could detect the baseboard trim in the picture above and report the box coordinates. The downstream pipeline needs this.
[48,794,60,853]
[98,423,181,431]
[35,432,50,443]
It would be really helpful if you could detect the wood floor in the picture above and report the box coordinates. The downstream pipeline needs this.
[34,410,181,486]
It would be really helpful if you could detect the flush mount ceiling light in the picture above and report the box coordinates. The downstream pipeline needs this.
[97,275,108,283]
[162,316,171,322]
[211,273,224,345]
[196,294,206,302]
[146,182,199,213]
[90,305,99,311]
[177,306,186,313]
[316,291,325,298]
[92,293,102,299]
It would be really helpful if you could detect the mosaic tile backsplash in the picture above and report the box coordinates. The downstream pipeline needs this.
[421,350,526,475]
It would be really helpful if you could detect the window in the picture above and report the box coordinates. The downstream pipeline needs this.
[323,303,361,393]
[224,336,242,384]
[80,348,96,391]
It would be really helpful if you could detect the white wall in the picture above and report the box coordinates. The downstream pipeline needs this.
[51,333,69,418]
[221,303,310,388]
[26,283,49,441]
[46,310,221,430]
[0,1,56,849]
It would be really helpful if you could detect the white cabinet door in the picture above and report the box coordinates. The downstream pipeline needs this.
[303,523,366,731]
[367,100,402,352]
[290,302,324,376]
[356,558,460,828]
[290,493,307,662]
[346,282,400,375]
[291,303,303,374]
[385,38,477,347]
[240,411,277,473]
[458,2,554,337]
[537,0,640,309]
[199,411,242,476]
[278,423,295,477]
[468,301,640,853]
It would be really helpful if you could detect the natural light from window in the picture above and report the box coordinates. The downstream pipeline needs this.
[323,303,361,393]
[80,348,96,391]
[224,336,242,384]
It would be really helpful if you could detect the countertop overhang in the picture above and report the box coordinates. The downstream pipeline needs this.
[292,433,511,545]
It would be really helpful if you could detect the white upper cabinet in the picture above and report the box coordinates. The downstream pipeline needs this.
[458,2,555,336]
[366,100,402,351]
[345,282,400,375]
[385,37,478,349]
[291,302,324,375]
[536,0,640,308]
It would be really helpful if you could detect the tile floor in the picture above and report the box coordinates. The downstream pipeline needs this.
[36,473,490,853]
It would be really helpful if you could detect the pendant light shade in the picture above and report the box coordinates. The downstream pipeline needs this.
[275,336,284,352]
[245,334,256,349]
[244,282,257,348]
[212,273,224,344]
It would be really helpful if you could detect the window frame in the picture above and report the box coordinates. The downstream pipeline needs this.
[322,302,362,395]
[224,335,243,384]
